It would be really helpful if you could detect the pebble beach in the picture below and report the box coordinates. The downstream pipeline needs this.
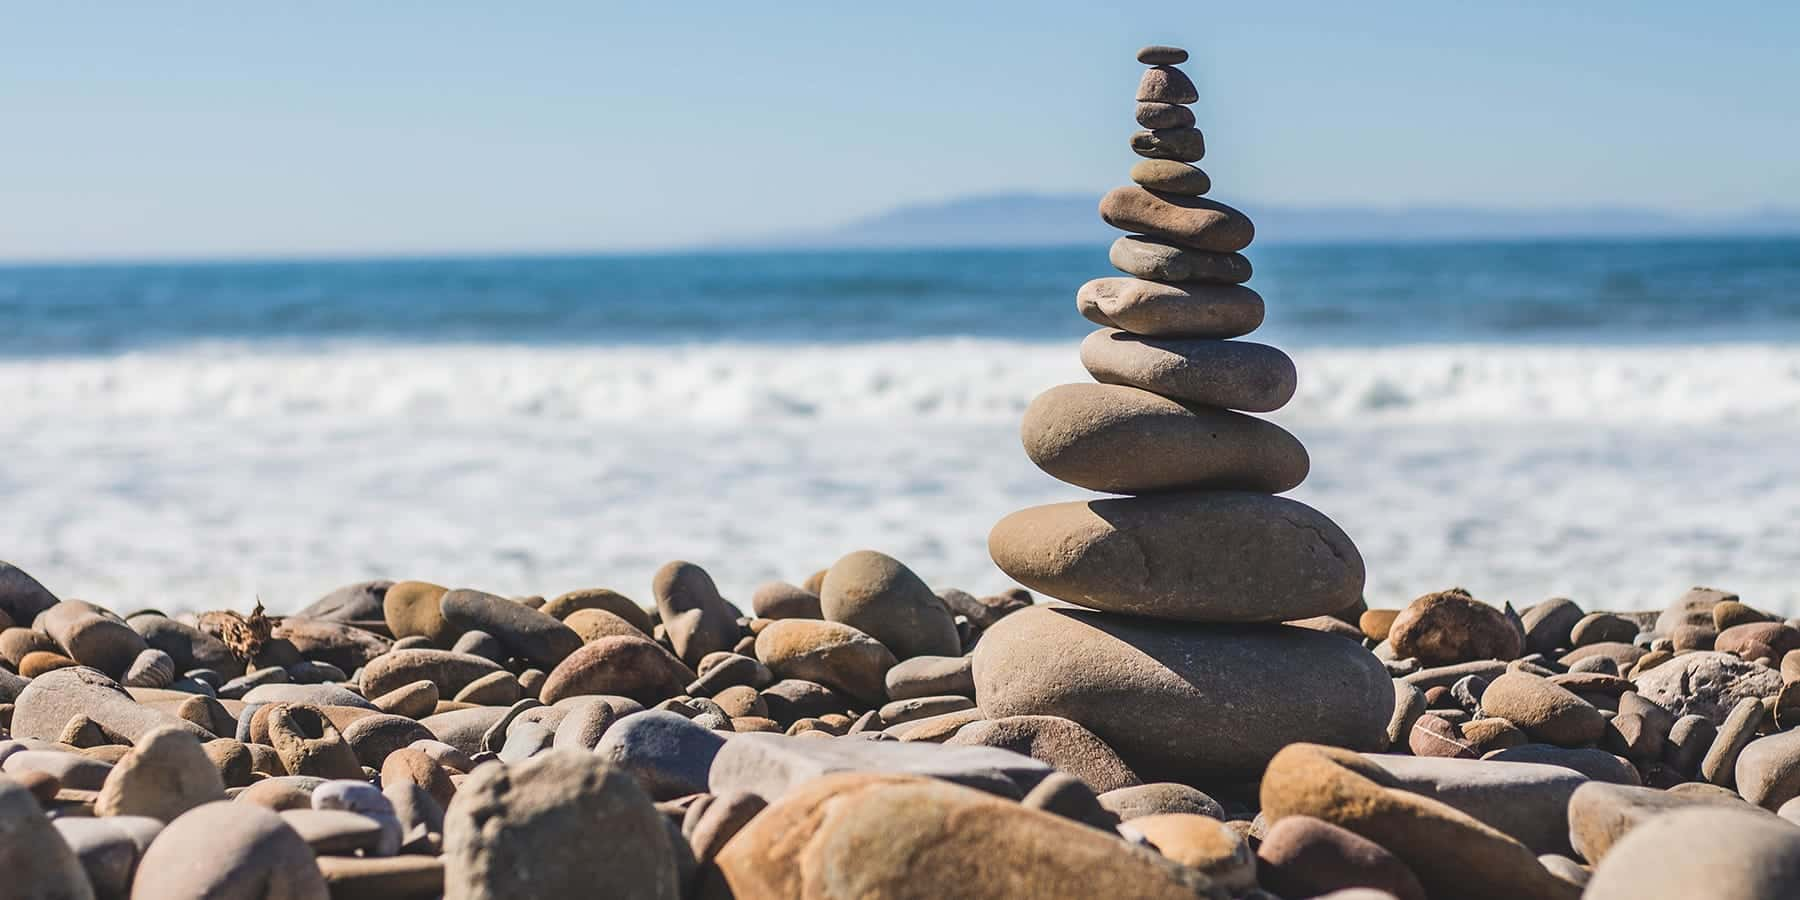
[5,43,1800,900]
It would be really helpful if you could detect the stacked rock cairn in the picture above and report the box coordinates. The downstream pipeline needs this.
[977,43,1395,785]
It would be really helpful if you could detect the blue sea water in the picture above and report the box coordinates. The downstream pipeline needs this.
[3,238,1799,614]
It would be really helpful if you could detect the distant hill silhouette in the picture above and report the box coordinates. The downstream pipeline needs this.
[733,193,1800,248]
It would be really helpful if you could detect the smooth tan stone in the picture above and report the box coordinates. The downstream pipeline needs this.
[1111,236,1251,283]
[1100,186,1252,253]
[1129,158,1209,193]
[988,492,1363,622]
[1080,329,1295,412]
[818,550,960,660]
[1077,277,1263,338]
[1020,383,1307,494]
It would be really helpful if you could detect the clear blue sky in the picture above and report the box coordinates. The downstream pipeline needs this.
[2,1,1795,260]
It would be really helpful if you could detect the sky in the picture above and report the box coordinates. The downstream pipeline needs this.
[2,1,1797,260]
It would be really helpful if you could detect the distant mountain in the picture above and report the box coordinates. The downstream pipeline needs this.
[735,193,1800,249]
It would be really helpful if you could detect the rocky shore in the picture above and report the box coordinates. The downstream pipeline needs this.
[4,43,1800,900]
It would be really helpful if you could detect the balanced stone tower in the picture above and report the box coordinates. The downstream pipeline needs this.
[972,45,1394,785]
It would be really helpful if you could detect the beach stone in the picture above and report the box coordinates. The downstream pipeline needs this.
[57,815,158,900]
[944,714,1139,792]
[14,667,213,745]
[1634,650,1781,723]
[341,714,432,769]
[1079,330,1295,412]
[560,609,643,645]
[266,704,363,780]
[133,800,326,900]
[21,650,79,677]
[0,561,60,625]
[546,697,618,752]
[95,727,225,821]
[443,749,679,900]
[938,587,1030,630]
[884,655,974,701]
[1483,744,1639,785]
[818,550,959,660]
[128,614,245,678]
[753,619,895,706]
[1078,277,1263,338]
[1568,780,1769,863]
[593,710,726,801]
[1703,696,1767,786]
[1137,65,1198,104]
[294,579,392,625]
[1257,815,1427,900]
[1386,681,1427,750]
[1737,728,1800,809]
[1134,101,1197,130]
[270,618,389,673]
[240,683,376,711]
[0,775,96,900]
[361,647,503,701]
[652,561,743,669]
[1655,586,1736,635]
[316,855,442,900]
[1387,589,1523,665]
[1136,44,1188,64]
[748,582,822,620]
[759,679,852,724]
[1261,744,1579,900]
[1570,612,1640,647]
[1716,621,1800,662]
[879,695,974,726]
[706,772,1221,900]
[708,731,1051,801]
[711,685,766,719]
[686,652,771,696]
[1363,754,1587,854]
[453,670,522,706]
[281,808,388,855]
[1098,782,1224,821]
[1479,671,1605,746]
[538,589,648,632]
[381,747,456,809]
[120,651,176,691]
[1100,187,1250,255]
[1129,128,1206,162]
[1584,807,1800,899]
[1029,381,1310,493]
[681,791,766,864]
[381,581,456,644]
[539,635,692,705]
[0,626,60,669]
[1521,598,1585,655]
[1126,814,1254,891]
[1110,235,1251,283]
[371,680,438,719]
[1715,600,1779,630]
[1408,714,1475,759]
[38,602,149,678]
[1664,713,1716,775]
[975,607,1389,779]
[6,749,114,790]
[440,589,581,669]
[989,494,1362,623]
[202,738,253,787]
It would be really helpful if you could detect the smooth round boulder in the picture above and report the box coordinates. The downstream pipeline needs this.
[818,551,960,660]
[748,582,822,620]
[1110,236,1251,283]
[652,561,742,668]
[381,581,455,644]
[1736,729,1800,810]
[988,492,1363,623]
[1100,186,1250,252]
[360,648,504,702]
[37,602,148,678]
[972,606,1392,780]
[1077,277,1263,339]
[1387,589,1523,665]
[440,589,581,670]
[1021,383,1308,494]
[945,715,1140,793]
[96,726,227,822]
[753,619,896,707]
[1080,330,1295,412]
[539,635,693,706]
[1584,808,1800,899]
[133,800,327,900]
[1479,671,1605,746]
[540,588,654,634]
[1257,815,1427,900]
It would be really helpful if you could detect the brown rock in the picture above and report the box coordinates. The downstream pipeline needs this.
[95,726,226,821]
[0,627,59,669]
[1021,383,1307,494]
[818,550,959,660]
[133,800,327,900]
[1110,236,1251,284]
[945,714,1140,792]
[539,635,693,706]
[382,580,456,644]
[748,582,822,620]
[1100,186,1250,254]
[988,493,1363,623]
[1479,671,1605,746]
[541,588,654,633]
[753,619,896,706]
[706,773,1222,899]
[1387,589,1523,665]
[1716,622,1800,662]
[1634,650,1782,724]
[1136,45,1188,65]
[1257,814,1427,900]
[1079,329,1294,413]
[1134,102,1196,130]
[1409,714,1476,759]
[266,704,364,780]
[441,589,582,670]
[372,680,440,720]
[1129,814,1256,892]
[1137,66,1198,104]
[652,561,742,668]
[316,855,443,900]
[271,617,391,672]
[1260,744,1579,900]
[1583,807,1800,900]
[1076,277,1263,339]
[36,601,148,678]
[1521,598,1585,655]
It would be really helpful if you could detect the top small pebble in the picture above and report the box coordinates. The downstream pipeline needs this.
[1136,45,1188,65]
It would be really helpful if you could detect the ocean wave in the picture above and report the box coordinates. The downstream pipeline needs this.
[5,339,1799,426]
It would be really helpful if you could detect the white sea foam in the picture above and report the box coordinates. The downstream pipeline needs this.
[4,339,1798,614]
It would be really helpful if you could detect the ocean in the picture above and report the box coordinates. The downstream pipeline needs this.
[4,238,1799,615]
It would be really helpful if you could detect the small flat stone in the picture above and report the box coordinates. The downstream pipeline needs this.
[1130,128,1206,162]
[1716,621,1800,662]
[884,655,974,701]
[372,680,440,720]
[1485,744,1641,785]
[987,493,1363,622]
[360,649,504,702]
[708,731,1051,801]
[944,714,1140,792]
[1136,45,1188,65]
[1569,612,1640,647]
[281,807,389,855]
[1077,277,1262,338]
[1134,102,1196,130]
[1703,696,1767,786]
[753,619,895,706]
[1100,186,1249,253]
[316,855,443,900]
[1137,66,1198,103]
[1110,236,1250,283]
[747,582,822,620]
[1364,753,1588,855]
[1080,329,1294,412]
